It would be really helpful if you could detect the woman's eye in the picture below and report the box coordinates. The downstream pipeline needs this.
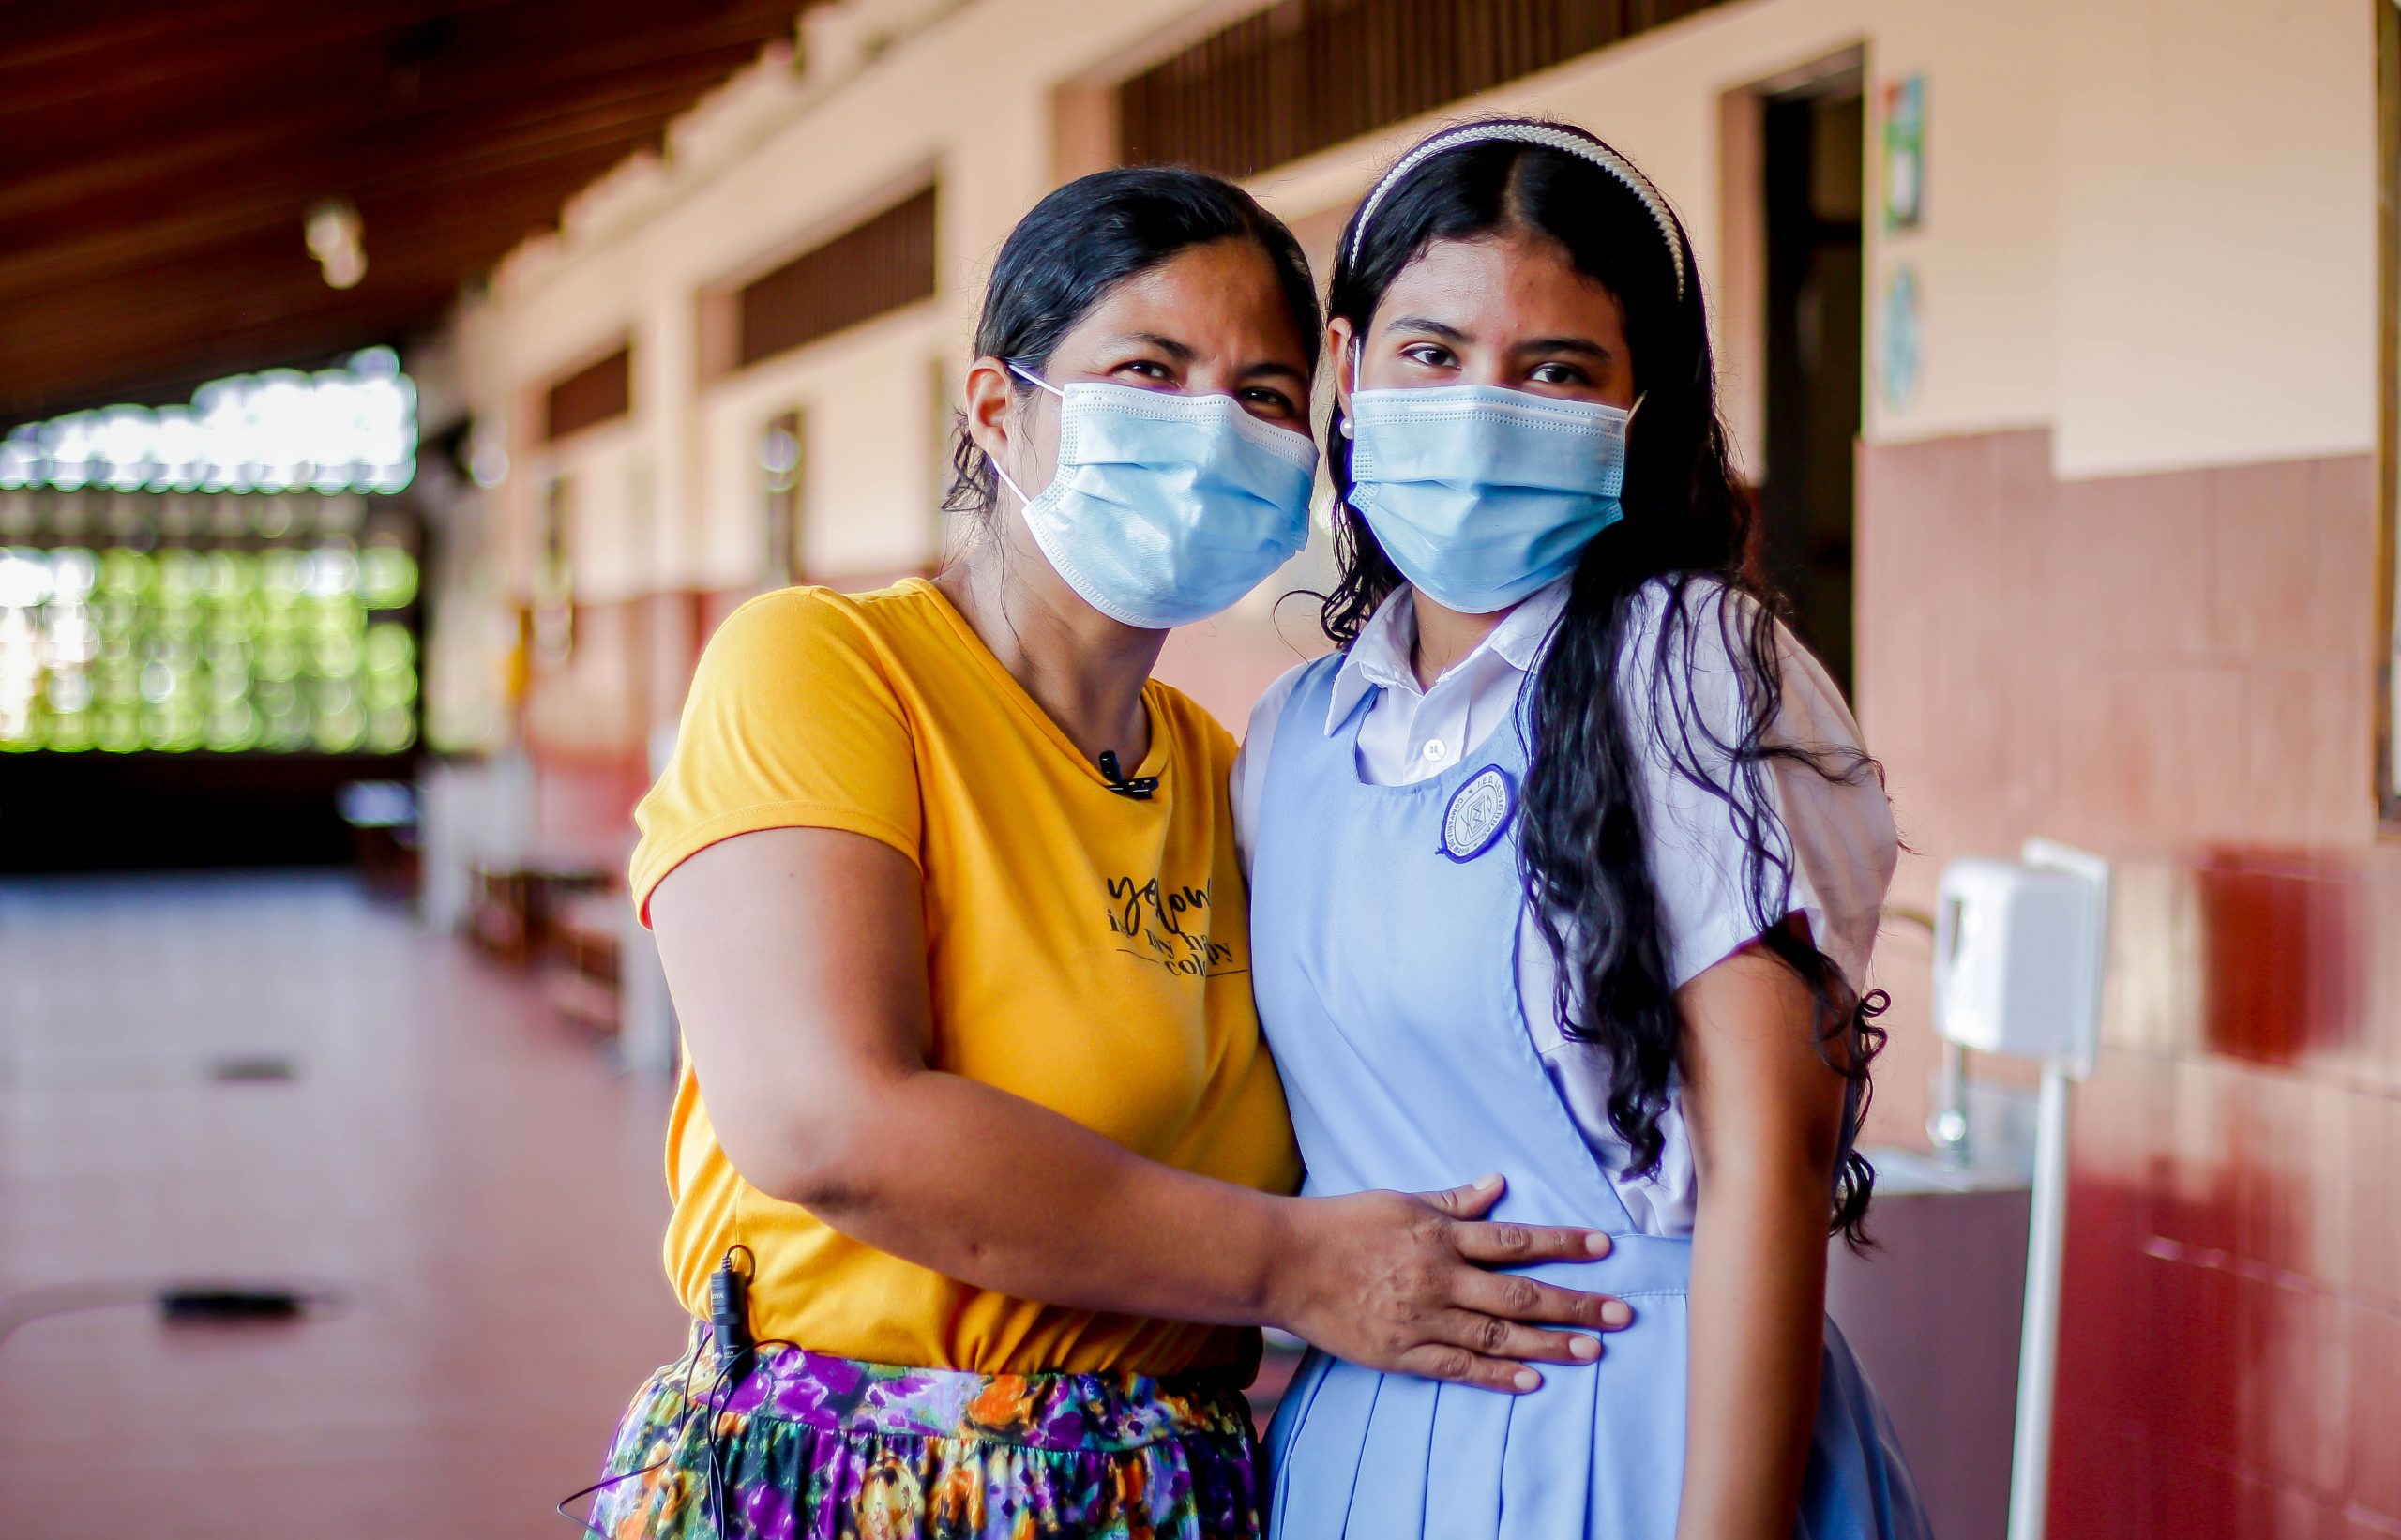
[1399,344,1454,370]
[1114,359,1174,384]
[1240,388,1297,418]
[1530,362,1591,386]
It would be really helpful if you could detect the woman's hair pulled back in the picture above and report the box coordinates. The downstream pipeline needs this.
[944,166,1321,524]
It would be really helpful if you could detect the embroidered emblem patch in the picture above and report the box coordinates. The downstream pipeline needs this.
[1440,765,1517,863]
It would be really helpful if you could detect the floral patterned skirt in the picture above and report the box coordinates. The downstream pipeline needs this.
[580,1328,1262,1540]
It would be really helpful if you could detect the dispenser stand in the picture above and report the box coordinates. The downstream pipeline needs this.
[2005,1059,2074,1540]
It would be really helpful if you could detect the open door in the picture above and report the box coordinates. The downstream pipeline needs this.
[1754,65,1865,693]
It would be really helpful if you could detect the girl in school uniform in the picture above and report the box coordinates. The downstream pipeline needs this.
[1235,120,1933,1537]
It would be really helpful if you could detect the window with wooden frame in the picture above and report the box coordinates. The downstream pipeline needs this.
[1117,0,1729,178]
[543,346,631,442]
[703,182,938,377]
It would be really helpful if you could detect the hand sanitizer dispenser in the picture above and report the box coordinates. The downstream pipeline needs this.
[1929,839,2109,1540]
[1932,845,2107,1074]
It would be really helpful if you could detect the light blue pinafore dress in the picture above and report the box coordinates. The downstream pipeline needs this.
[1251,656,1928,1539]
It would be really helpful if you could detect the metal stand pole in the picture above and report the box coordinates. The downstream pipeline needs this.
[2006,1060,2073,1540]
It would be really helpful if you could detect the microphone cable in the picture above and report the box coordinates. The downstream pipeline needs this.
[556,1246,799,1538]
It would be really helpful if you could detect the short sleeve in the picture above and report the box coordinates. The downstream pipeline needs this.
[629,591,921,923]
[1622,581,1897,991]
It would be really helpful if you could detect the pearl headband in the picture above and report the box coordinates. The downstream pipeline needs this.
[1346,121,1688,303]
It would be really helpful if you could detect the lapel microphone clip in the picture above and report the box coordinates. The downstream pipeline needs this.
[1096,750,1159,801]
[709,1248,754,1364]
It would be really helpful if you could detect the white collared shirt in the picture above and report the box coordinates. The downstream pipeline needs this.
[1231,576,1898,1238]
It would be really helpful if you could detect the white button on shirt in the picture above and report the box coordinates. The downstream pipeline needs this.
[1231,576,1899,1239]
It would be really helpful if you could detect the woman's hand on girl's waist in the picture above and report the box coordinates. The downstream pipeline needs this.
[1262,1173,1633,1394]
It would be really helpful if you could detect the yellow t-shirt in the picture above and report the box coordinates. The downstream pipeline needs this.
[629,578,1299,1375]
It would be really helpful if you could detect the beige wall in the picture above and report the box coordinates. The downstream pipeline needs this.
[1240,0,2378,475]
[2052,0,2379,476]
[439,0,2385,742]
[455,0,1224,606]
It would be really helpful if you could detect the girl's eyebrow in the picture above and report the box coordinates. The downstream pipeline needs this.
[1382,316,1472,342]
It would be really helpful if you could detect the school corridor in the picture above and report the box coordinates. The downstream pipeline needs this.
[7,0,2401,1534]
[0,873,683,1538]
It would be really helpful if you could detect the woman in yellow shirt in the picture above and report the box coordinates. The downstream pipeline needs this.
[576,168,1628,1540]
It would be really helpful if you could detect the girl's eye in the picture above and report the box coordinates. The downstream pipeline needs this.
[1530,362,1591,386]
[1399,343,1455,370]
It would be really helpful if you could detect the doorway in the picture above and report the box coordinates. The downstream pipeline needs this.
[1756,69,1865,693]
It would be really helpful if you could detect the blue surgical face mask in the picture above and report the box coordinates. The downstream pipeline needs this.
[1344,374,1629,615]
[992,365,1318,629]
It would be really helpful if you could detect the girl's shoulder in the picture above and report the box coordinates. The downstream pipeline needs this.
[1240,656,1330,743]
[1228,657,1332,866]
[1232,653,1349,775]
[1611,576,1762,728]
[1617,576,1860,747]
[1621,574,1764,667]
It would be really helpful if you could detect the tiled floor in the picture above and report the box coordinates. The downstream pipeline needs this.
[0,872,685,1538]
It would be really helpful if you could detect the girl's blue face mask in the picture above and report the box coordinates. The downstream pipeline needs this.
[994,365,1318,630]
[1344,370,1629,615]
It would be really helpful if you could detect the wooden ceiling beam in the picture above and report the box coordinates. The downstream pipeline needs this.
[3,256,478,351]
[5,32,774,177]
[1,0,395,69]
[0,0,823,419]
[0,170,628,409]
[5,58,748,241]
[0,101,691,297]
[0,273,474,418]
[0,4,794,156]
[0,4,433,115]
[0,0,794,101]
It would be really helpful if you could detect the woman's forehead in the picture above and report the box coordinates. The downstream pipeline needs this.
[1062,242,1308,355]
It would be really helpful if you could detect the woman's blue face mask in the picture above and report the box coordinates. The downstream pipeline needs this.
[1343,347,1629,615]
[995,365,1319,630]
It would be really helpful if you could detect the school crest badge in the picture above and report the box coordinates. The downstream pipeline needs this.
[1440,764,1517,863]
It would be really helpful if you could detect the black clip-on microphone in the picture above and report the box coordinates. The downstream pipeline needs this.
[709,1249,755,1380]
[1096,750,1159,801]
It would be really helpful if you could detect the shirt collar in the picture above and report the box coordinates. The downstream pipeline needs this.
[1323,577,1574,734]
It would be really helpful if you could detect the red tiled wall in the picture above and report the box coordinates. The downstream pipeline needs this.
[1856,429,2396,1536]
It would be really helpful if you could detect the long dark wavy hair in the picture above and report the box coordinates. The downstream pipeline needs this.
[1322,119,1889,1245]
